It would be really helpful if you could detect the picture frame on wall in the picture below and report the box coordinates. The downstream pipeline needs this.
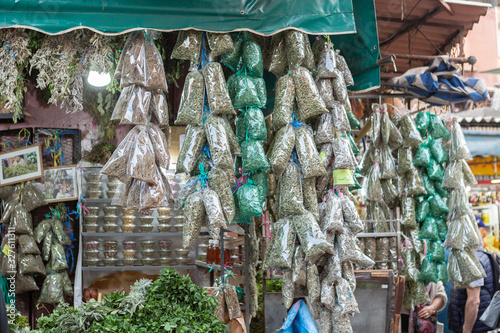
[0,144,43,186]
[35,165,79,203]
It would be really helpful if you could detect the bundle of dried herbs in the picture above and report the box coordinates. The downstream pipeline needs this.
[285,30,306,67]
[293,66,329,120]
[176,125,206,174]
[400,115,424,148]
[235,183,263,220]
[292,212,333,263]
[331,101,351,134]
[203,189,226,239]
[317,48,337,78]
[102,126,140,182]
[241,140,269,173]
[331,69,348,104]
[244,107,267,141]
[278,162,306,216]
[22,183,47,212]
[317,79,335,108]
[341,196,364,235]
[242,39,264,77]
[127,127,157,184]
[336,51,354,86]
[183,191,205,249]
[268,34,288,76]
[268,125,295,175]
[38,273,64,304]
[401,195,417,229]
[314,113,335,144]
[203,62,235,115]
[322,194,344,233]
[365,163,383,202]
[406,165,426,197]
[208,167,236,223]
[207,33,234,57]
[272,75,295,130]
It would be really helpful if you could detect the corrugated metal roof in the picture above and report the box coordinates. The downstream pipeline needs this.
[377,0,490,72]
[454,106,500,123]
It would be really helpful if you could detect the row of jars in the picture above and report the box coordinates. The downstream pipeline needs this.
[86,172,121,199]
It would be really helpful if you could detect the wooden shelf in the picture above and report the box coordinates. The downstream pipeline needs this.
[82,265,195,271]
[81,232,182,237]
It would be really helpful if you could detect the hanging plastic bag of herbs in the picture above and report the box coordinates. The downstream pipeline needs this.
[415,112,431,135]
[268,34,287,76]
[341,196,364,235]
[368,202,387,232]
[221,116,240,155]
[443,216,465,250]
[434,179,449,199]
[363,237,377,261]
[292,212,333,263]
[183,191,205,248]
[365,163,384,202]
[332,135,357,170]
[18,253,45,275]
[222,34,243,72]
[101,126,140,182]
[127,126,157,184]
[38,273,64,304]
[336,278,359,315]
[293,66,329,120]
[318,306,333,333]
[420,170,436,196]
[427,158,444,181]
[429,139,449,163]
[255,77,267,107]
[22,183,46,212]
[242,39,264,77]
[292,246,307,286]
[61,270,73,296]
[207,33,234,57]
[203,189,226,240]
[224,284,242,320]
[203,62,235,115]
[331,101,351,134]
[228,74,262,108]
[316,79,335,109]
[380,146,397,179]
[371,105,382,147]
[302,176,319,220]
[171,30,202,63]
[319,142,334,169]
[244,107,267,141]
[141,168,173,210]
[442,160,463,189]
[347,132,360,155]
[419,217,439,241]
[263,217,296,269]
[436,216,448,241]
[398,146,413,176]
[406,165,427,197]
[342,261,357,292]
[295,126,327,178]
[51,242,69,270]
[235,113,246,144]
[235,183,263,220]
[462,214,483,249]
[119,32,148,87]
[10,204,33,235]
[34,219,51,243]
[400,114,424,148]
[388,122,404,151]
[241,140,269,173]
[418,255,439,284]
[150,90,169,127]
[208,167,236,222]
[317,48,337,78]
[249,170,268,205]
[381,179,398,203]
[416,198,431,222]
[429,114,450,140]
[175,71,204,125]
[272,75,295,130]
[461,160,477,186]
[449,249,486,285]
[112,85,152,124]
[16,273,39,294]
[52,219,71,245]
[401,243,419,281]
[41,232,51,261]
[337,228,362,262]
[437,261,448,283]
[285,30,306,67]
[282,269,295,308]
[322,194,344,233]
[413,141,432,167]
[401,195,417,229]
[336,51,354,86]
[380,110,392,146]
[428,240,445,261]
[316,165,333,197]
[204,115,233,170]
[114,33,134,81]
[148,124,171,171]
[429,194,449,217]
[450,119,472,161]
[314,112,335,145]
[358,142,374,175]
[332,69,349,104]
[278,162,306,217]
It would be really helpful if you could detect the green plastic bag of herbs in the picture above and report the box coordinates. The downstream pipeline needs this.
[400,115,424,148]
[241,140,269,173]
[416,199,431,222]
[235,182,263,221]
[427,158,444,181]
[428,240,445,261]
[228,74,261,108]
[429,139,449,163]
[418,255,438,284]
[436,261,448,282]
[242,39,263,77]
[244,107,267,141]
[222,34,243,72]
[429,194,449,217]
[429,114,450,140]
[249,170,268,205]
[419,217,439,241]
[420,170,436,196]
[413,142,432,167]
[416,111,431,135]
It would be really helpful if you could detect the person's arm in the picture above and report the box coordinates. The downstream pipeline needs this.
[463,287,481,333]
[417,296,446,318]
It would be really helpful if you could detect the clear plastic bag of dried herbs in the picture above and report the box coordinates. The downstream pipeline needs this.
[244,107,267,141]
[314,112,335,145]
[336,277,359,315]
[183,191,205,248]
[175,71,204,125]
[112,85,152,125]
[207,33,234,57]
[278,162,306,217]
[282,268,295,309]
[336,51,354,86]
[263,217,295,269]
[380,146,397,179]
[398,146,413,176]
[332,69,349,104]
[171,30,202,63]
[127,126,157,185]
[241,140,269,173]
[52,219,71,245]
[461,159,477,186]
[295,126,327,178]
[208,167,236,222]
[406,165,427,197]
[400,114,424,149]
[381,179,398,203]
[34,218,51,243]
[292,212,333,263]
[148,123,171,171]
[51,243,69,270]
[203,189,226,240]
[255,77,267,108]
[292,66,329,120]
[285,30,306,67]
[331,101,351,134]
[401,244,419,281]
[380,110,392,146]
[268,34,287,77]
[332,135,357,170]
[175,125,207,174]
[272,75,295,130]
[16,273,39,294]
[203,62,235,116]
[101,126,140,183]
[341,195,364,235]
[450,119,472,161]
[365,163,384,202]
[317,48,337,79]
[322,194,344,233]
[38,273,64,304]
[221,34,243,72]
[302,176,319,221]
[292,246,307,286]
[316,79,335,109]
[442,160,464,189]
[204,115,233,170]
[224,284,243,320]
[402,195,417,229]
[11,204,33,235]
[358,142,374,176]
[18,253,45,275]
[42,232,51,261]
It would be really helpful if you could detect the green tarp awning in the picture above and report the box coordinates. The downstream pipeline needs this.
[0,0,380,90]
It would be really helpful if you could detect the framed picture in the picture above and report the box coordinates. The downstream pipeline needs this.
[0,144,43,186]
[35,165,78,203]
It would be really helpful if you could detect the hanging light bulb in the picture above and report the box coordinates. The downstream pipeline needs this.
[87,70,111,87]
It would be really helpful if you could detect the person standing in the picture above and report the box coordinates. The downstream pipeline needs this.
[448,248,499,333]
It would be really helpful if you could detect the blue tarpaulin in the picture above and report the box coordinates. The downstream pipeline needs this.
[463,130,500,157]
[388,56,489,105]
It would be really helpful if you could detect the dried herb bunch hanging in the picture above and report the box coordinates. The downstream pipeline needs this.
[0,29,31,122]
